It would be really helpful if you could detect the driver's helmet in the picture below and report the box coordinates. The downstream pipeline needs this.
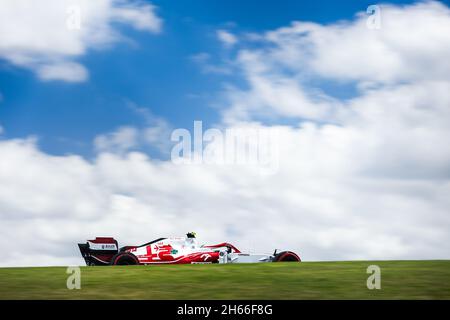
[185,232,197,247]
[186,232,196,238]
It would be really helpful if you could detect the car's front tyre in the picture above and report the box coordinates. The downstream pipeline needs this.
[273,251,301,262]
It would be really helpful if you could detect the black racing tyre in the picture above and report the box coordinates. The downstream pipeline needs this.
[110,252,139,265]
[273,251,301,262]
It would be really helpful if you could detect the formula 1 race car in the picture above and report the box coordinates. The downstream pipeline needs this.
[78,232,300,265]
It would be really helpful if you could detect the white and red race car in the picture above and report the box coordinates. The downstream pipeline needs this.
[78,232,300,265]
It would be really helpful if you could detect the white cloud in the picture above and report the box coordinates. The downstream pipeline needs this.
[94,126,139,153]
[1,115,450,267]
[111,1,162,32]
[217,29,238,47]
[0,0,162,82]
[190,52,232,74]
[37,61,88,83]
[222,1,450,122]
[94,105,173,155]
[263,1,450,84]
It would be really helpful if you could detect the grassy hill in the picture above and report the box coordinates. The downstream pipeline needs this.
[0,260,449,299]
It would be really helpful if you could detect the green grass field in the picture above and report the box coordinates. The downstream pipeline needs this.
[0,260,449,299]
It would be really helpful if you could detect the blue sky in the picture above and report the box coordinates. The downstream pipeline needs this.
[0,0,421,157]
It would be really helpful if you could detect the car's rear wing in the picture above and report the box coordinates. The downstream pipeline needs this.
[78,237,119,266]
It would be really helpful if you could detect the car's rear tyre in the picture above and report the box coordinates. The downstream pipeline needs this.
[273,251,301,262]
[110,252,139,265]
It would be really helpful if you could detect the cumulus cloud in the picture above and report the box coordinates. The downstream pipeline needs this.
[1,118,450,266]
[264,1,450,84]
[94,126,139,154]
[37,61,89,82]
[217,29,238,47]
[1,1,450,266]
[94,105,173,155]
[190,52,232,74]
[222,1,450,122]
[0,0,162,82]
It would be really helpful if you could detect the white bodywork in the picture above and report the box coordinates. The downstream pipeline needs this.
[127,236,276,264]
